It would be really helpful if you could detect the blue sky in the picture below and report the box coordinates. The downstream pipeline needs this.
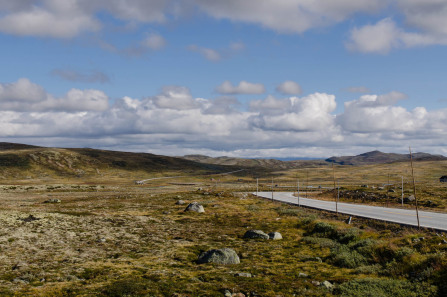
[1,0,447,158]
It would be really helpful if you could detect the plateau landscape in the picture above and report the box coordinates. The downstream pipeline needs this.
[2,1,447,296]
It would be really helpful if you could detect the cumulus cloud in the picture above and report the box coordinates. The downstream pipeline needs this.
[195,0,382,33]
[51,69,110,83]
[276,81,302,95]
[0,0,101,38]
[250,93,337,132]
[150,86,199,110]
[2,78,447,158]
[142,33,166,50]
[0,78,108,112]
[216,81,265,94]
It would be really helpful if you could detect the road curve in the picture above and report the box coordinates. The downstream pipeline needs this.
[255,191,447,231]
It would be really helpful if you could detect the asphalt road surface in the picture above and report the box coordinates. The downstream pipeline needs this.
[255,191,447,231]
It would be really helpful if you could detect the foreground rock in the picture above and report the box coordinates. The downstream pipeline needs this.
[268,232,283,240]
[184,202,204,213]
[197,248,240,264]
[44,198,61,203]
[243,230,269,239]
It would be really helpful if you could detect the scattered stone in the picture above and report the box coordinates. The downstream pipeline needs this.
[311,280,320,286]
[184,202,205,213]
[44,198,61,203]
[20,215,40,222]
[303,257,322,263]
[361,185,368,188]
[243,230,269,240]
[268,232,283,240]
[234,272,252,278]
[223,290,232,297]
[298,272,308,278]
[176,200,186,205]
[12,262,28,271]
[163,211,171,214]
[388,189,395,193]
[232,293,245,297]
[96,238,106,243]
[404,195,416,203]
[378,187,384,190]
[442,240,447,244]
[197,248,240,265]
[320,281,334,290]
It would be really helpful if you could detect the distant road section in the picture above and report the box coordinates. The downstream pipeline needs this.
[255,192,447,231]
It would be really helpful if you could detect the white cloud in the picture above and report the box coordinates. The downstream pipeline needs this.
[142,33,166,50]
[195,0,382,33]
[151,86,199,110]
[0,0,101,38]
[2,79,447,158]
[188,45,221,61]
[0,78,108,112]
[216,80,265,94]
[276,81,302,95]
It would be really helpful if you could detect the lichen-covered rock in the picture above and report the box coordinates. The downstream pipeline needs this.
[243,230,269,239]
[197,248,240,264]
[184,202,204,213]
[268,232,283,240]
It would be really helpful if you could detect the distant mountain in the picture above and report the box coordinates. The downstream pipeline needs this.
[182,154,327,169]
[0,143,237,178]
[0,142,42,150]
[326,150,447,165]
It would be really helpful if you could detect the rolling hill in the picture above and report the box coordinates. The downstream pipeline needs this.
[326,150,447,165]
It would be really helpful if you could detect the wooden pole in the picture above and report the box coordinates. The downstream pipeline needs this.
[409,147,421,229]
[256,178,258,196]
[332,162,338,214]
[401,176,404,207]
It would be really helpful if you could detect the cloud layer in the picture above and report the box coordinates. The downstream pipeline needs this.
[1,78,447,157]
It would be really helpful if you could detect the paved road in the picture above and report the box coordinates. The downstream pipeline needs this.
[255,191,447,231]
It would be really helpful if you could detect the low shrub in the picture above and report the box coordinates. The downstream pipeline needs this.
[330,245,367,268]
[335,278,437,297]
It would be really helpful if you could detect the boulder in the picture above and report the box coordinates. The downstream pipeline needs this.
[320,280,334,290]
[44,198,61,203]
[404,195,415,203]
[243,230,269,239]
[184,202,204,213]
[197,248,240,264]
[268,232,283,240]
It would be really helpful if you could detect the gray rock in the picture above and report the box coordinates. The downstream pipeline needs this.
[404,195,415,203]
[44,198,61,203]
[224,290,232,297]
[243,230,269,239]
[176,200,185,205]
[311,280,320,286]
[197,248,240,264]
[298,272,308,278]
[184,202,205,213]
[320,280,334,290]
[234,272,252,278]
[268,232,283,240]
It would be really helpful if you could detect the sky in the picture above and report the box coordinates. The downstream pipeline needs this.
[1,0,447,158]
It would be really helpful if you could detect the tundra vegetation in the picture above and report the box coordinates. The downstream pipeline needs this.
[0,146,446,296]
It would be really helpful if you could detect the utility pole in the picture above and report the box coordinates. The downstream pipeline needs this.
[401,176,404,207]
[409,147,421,229]
[256,178,258,196]
[306,170,309,198]
[332,162,338,214]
